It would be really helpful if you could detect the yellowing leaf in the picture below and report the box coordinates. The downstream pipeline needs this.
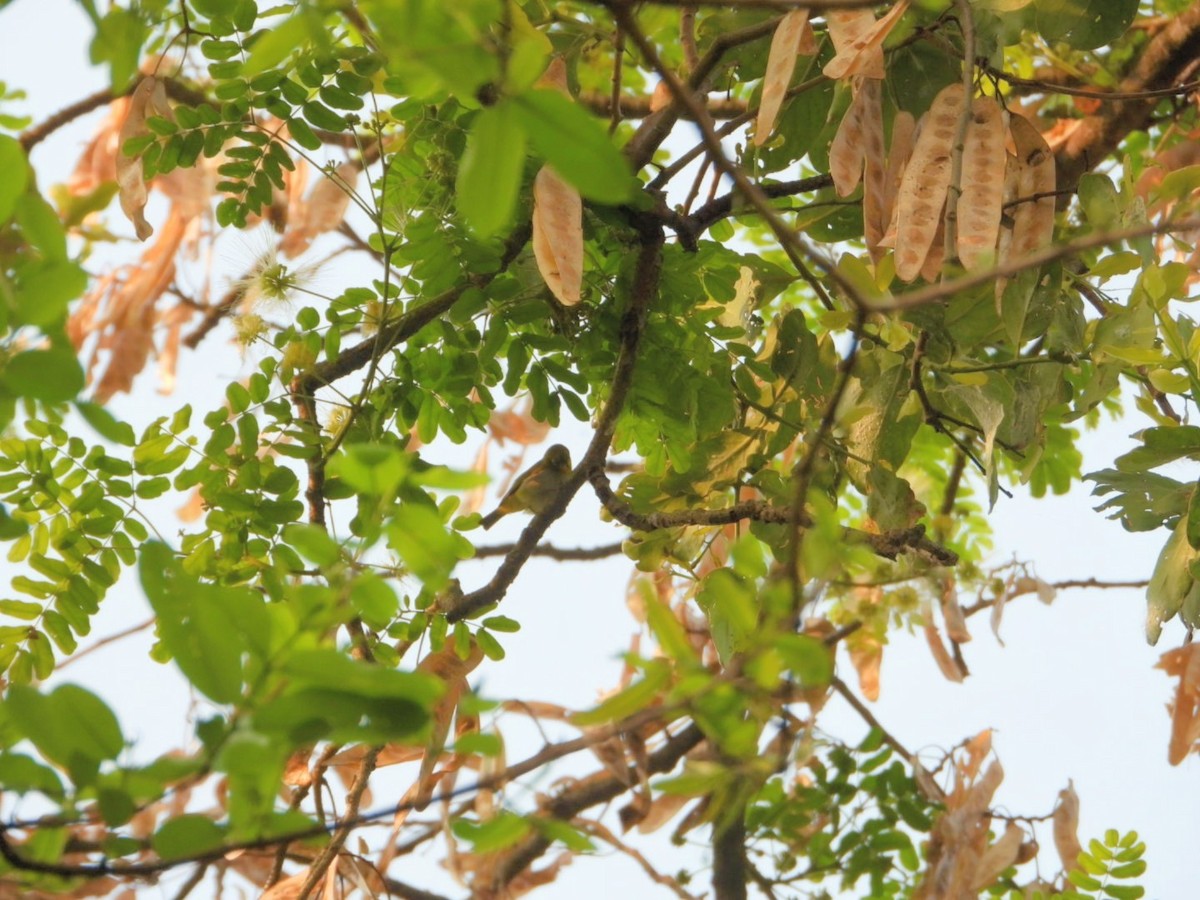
[957,98,1006,271]
[532,165,583,305]
[894,83,965,282]
[754,9,812,147]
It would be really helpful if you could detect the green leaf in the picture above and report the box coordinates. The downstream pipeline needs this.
[2,348,82,403]
[5,684,124,785]
[512,89,633,203]
[151,815,227,860]
[139,543,265,704]
[90,7,148,89]
[775,634,834,686]
[452,812,531,853]
[1115,427,1200,472]
[1036,0,1138,50]
[572,659,671,726]
[0,135,28,223]
[75,402,136,445]
[0,752,63,799]
[243,15,309,75]
[455,103,526,237]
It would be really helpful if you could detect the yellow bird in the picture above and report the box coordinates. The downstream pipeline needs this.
[480,444,573,530]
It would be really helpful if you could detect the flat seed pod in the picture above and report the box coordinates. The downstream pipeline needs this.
[877,110,916,250]
[894,83,965,282]
[859,80,888,260]
[824,2,909,81]
[754,9,812,147]
[956,98,1006,271]
[826,10,878,58]
[994,148,1021,305]
[1008,113,1056,258]
[919,211,947,282]
[532,165,583,306]
[829,79,871,197]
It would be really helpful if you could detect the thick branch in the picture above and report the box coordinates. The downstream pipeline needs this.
[1056,1,1200,193]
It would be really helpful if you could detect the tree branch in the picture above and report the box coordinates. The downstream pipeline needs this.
[587,469,959,567]
[446,220,665,622]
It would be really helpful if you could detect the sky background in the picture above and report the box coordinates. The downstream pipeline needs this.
[1,2,1196,898]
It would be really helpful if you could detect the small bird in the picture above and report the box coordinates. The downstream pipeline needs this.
[480,444,573,529]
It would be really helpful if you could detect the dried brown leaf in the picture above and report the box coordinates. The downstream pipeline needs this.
[754,9,812,147]
[1053,780,1082,872]
[283,749,313,788]
[636,793,691,835]
[649,80,672,113]
[923,602,965,683]
[532,165,583,305]
[847,630,883,701]
[67,98,129,197]
[1158,644,1200,765]
[539,56,569,93]
[957,98,1006,271]
[415,643,486,806]
[941,577,971,644]
[280,162,358,257]
[259,873,308,900]
[972,822,1024,891]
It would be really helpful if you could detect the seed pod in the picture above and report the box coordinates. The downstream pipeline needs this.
[825,11,883,79]
[994,147,1021,307]
[824,2,909,81]
[956,97,1006,271]
[894,83,966,282]
[829,79,871,197]
[532,166,583,305]
[859,80,888,261]
[754,9,813,147]
[877,110,916,250]
[1008,113,1056,258]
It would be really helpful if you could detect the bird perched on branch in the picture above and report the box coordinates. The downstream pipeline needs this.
[480,444,573,529]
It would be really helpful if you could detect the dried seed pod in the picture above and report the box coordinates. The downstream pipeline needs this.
[994,147,1021,305]
[859,80,888,260]
[532,165,583,306]
[830,10,878,58]
[956,97,1006,271]
[894,83,966,282]
[829,79,871,197]
[824,2,909,81]
[754,9,813,147]
[877,110,916,250]
[919,210,947,282]
[1008,113,1056,257]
